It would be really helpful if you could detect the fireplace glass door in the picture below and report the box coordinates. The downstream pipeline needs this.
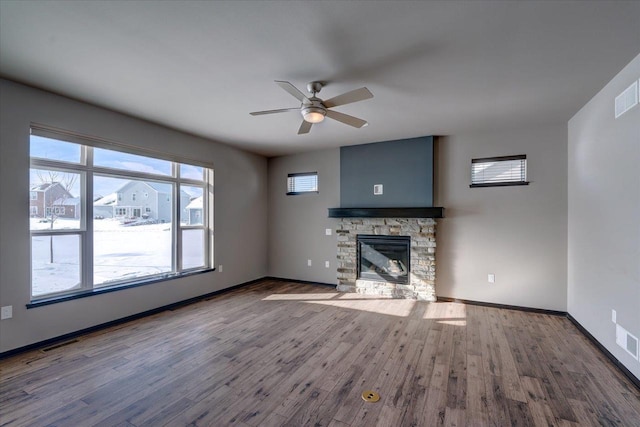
[357,235,410,284]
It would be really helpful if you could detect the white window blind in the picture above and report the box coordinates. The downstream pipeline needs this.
[287,172,318,195]
[471,155,528,187]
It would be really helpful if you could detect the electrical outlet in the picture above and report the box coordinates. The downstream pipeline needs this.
[373,184,383,195]
[1,306,12,320]
[307,259,312,267]
[488,274,495,283]
[218,265,223,272]
[325,261,330,268]
[612,309,616,323]
[325,228,332,236]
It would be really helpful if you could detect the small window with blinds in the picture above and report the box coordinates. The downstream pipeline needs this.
[470,155,529,188]
[287,172,318,195]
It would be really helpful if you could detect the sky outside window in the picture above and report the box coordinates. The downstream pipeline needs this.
[94,147,172,176]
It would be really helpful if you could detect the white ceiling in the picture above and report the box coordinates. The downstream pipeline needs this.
[1,1,638,157]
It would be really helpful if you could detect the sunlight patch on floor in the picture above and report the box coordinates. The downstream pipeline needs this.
[305,298,416,317]
[262,292,469,321]
[262,293,339,301]
[436,319,467,326]
[424,302,467,321]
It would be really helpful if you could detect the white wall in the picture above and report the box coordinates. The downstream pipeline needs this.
[267,148,340,284]
[436,126,568,311]
[568,54,640,380]
[0,79,268,353]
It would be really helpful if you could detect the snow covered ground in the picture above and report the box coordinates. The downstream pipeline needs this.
[31,218,203,297]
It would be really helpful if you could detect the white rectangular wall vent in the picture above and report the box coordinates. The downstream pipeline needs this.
[614,80,638,119]
[616,324,639,360]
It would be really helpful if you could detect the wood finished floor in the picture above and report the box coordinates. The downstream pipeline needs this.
[1,280,639,427]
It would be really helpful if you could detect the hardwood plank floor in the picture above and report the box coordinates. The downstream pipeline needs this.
[1,279,639,426]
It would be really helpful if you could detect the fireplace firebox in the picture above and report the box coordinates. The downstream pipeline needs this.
[357,235,410,284]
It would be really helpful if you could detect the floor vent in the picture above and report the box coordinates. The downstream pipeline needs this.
[615,80,638,118]
[40,339,79,353]
[616,324,639,360]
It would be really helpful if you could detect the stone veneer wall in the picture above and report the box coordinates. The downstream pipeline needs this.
[336,218,436,300]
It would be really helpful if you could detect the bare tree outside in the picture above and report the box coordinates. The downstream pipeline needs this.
[34,170,79,263]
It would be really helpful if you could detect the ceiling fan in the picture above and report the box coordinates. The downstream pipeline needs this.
[250,81,373,134]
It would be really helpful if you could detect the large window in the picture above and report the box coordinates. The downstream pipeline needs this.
[29,128,213,302]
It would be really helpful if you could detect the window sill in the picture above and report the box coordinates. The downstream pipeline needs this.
[470,181,529,188]
[27,268,216,309]
[286,191,319,195]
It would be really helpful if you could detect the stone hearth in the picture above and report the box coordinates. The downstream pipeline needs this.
[336,218,436,300]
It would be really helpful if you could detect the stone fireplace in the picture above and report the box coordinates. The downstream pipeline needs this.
[336,217,437,301]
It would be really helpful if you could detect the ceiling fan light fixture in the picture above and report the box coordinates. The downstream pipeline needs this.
[302,106,326,123]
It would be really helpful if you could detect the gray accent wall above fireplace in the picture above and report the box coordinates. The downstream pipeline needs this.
[340,136,434,208]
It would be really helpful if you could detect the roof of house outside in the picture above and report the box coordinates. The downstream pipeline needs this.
[31,182,59,191]
[185,196,202,210]
[53,197,80,206]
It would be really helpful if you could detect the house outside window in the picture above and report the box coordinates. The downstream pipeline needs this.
[30,191,37,200]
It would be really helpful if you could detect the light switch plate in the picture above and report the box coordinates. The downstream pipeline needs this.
[1,306,12,320]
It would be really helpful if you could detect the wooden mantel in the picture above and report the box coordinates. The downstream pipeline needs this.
[328,207,444,218]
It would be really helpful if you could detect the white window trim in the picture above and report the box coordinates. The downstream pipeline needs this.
[29,127,214,303]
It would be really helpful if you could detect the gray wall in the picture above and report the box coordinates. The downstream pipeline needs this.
[568,54,640,379]
[0,79,268,353]
[268,125,567,312]
[268,148,340,284]
[436,126,568,311]
[340,136,433,207]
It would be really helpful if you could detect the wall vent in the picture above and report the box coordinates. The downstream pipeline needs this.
[616,324,639,360]
[614,80,638,119]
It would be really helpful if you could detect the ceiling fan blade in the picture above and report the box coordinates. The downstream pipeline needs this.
[298,121,312,135]
[275,81,309,103]
[325,110,368,128]
[322,87,373,108]
[250,107,299,116]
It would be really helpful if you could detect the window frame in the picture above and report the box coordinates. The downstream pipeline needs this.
[470,154,529,188]
[28,125,215,306]
[287,172,319,195]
